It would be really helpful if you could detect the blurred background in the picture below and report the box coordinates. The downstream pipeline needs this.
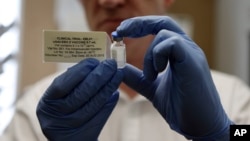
[0,0,250,135]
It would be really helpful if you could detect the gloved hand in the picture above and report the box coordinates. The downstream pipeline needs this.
[117,16,232,141]
[36,58,123,141]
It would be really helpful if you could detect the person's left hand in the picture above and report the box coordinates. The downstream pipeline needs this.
[36,58,123,141]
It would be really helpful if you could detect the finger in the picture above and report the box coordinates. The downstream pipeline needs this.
[71,59,118,103]
[73,70,123,123]
[61,71,122,126]
[116,16,185,38]
[122,64,156,101]
[153,31,187,70]
[52,59,119,114]
[143,29,186,80]
[44,58,100,100]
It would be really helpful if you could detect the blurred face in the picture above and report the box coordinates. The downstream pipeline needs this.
[79,0,173,69]
[80,0,169,34]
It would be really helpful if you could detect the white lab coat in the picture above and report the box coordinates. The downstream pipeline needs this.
[1,70,250,141]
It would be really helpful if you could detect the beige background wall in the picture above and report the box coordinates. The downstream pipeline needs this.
[18,0,57,94]
[168,0,215,68]
[214,0,250,85]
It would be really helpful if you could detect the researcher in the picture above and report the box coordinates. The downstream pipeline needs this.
[1,0,250,141]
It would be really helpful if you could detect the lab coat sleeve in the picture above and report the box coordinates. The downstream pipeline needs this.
[0,72,61,141]
[212,70,250,124]
[228,76,250,124]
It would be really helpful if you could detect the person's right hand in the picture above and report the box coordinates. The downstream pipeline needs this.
[117,16,232,141]
[36,58,123,141]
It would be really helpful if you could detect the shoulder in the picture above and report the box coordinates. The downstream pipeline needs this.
[2,71,64,141]
[16,71,64,111]
[211,70,250,96]
[211,70,249,92]
[211,70,242,84]
[211,70,250,124]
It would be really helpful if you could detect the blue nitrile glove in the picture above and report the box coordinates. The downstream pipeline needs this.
[36,58,123,141]
[116,16,232,141]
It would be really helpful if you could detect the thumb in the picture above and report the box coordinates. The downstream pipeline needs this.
[122,64,156,101]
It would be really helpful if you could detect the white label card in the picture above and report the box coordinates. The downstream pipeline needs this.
[43,30,111,63]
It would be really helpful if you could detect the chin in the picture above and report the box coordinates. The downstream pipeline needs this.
[97,24,120,35]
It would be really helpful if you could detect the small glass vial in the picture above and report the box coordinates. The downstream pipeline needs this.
[111,31,126,68]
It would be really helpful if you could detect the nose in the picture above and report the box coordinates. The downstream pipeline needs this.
[98,0,125,8]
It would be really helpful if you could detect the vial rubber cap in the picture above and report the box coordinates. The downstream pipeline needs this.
[111,31,123,41]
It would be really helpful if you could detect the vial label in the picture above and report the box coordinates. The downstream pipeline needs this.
[43,30,111,63]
